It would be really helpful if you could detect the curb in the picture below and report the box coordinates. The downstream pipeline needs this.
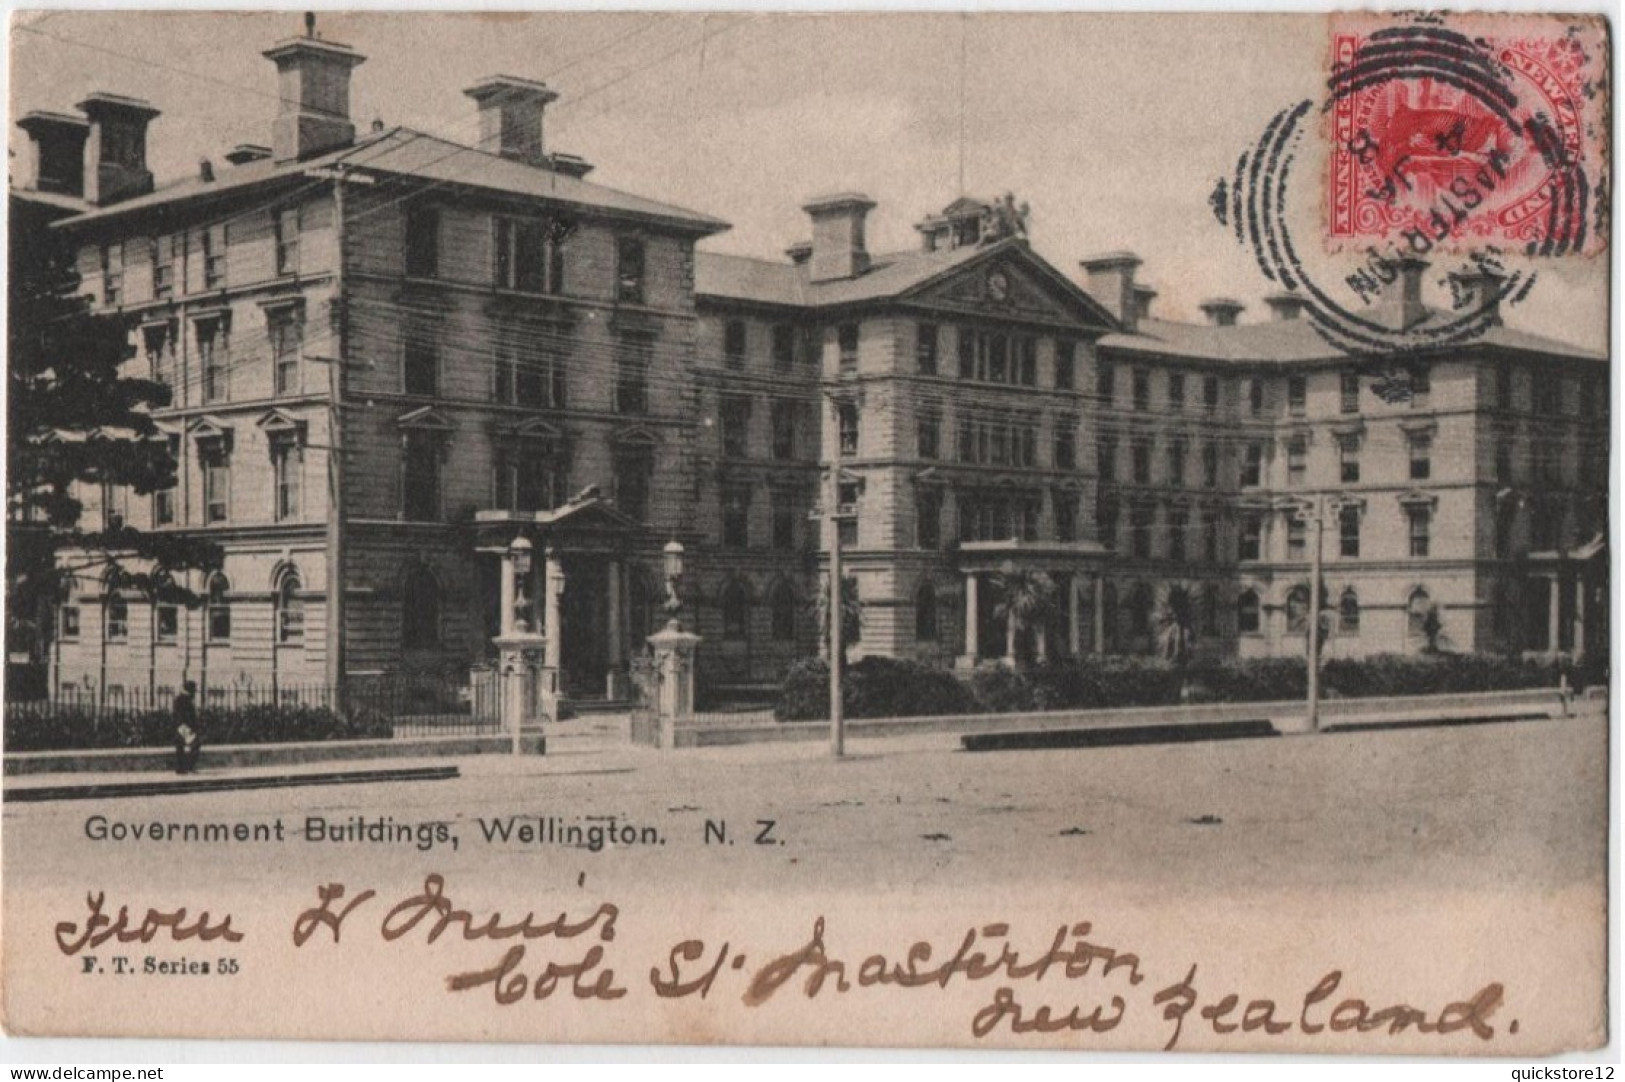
[5,764,460,803]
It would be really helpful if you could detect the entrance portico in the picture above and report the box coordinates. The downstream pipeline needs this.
[955,540,1110,668]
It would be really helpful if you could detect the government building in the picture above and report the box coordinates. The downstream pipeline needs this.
[13,23,1608,705]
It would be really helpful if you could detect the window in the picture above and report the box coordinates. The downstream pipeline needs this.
[1238,590,1261,633]
[494,440,562,513]
[405,205,439,278]
[1242,443,1263,487]
[1339,589,1360,634]
[615,334,652,415]
[1239,514,1263,561]
[144,321,176,392]
[1339,435,1360,483]
[1410,363,1430,405]
[1286,436,1307,485]
[770,581,797,641]
[1203,375,1220,412]
[773,324,795,368]
[770,489,796,550]
[769,399,797,461]
[1168,372,1185,412]
[60,598,81,640]
[1132,369,1151,411]
[837,402,859,457]
[202,225,226,289]
[153,439,177,527]
[403,431,440,521]
[404,319,438,397]
[1203,442,1219,488]
[1341,371,1360,414]
[1286,586,1310,634]
[155,603,178,644]
[1167,438,1187,486]
[957,329,1035,385]
[1054,340,1075,390]
[101,243,123,305]
[720,582,749,640]
[201,442,230,523]
[1495,440,1513,484]
[1127,584,1154,640]
[102,482,128,531]
[1288,375,1306,416]
[617,237,646,304]
[958,488,1041,543]
[917,323,939,375]
[915,582,939,642]
[836,323,860,372]
[911,487,942,549]
[1096,362,1115,404]
[1339,504,1360,558]
[275,569,304,645]
[1055,492,1078,542]
[724,320,747,368]
[269,306,303,396]
[1130,503,1153,558]
[722,486,750,548]
[206,574,231,642]
[401,567,440,650]
[1096,493,1120,549]
[1287,516,1306,559]
[274,207,300,276]
[105,593,128,641]
[1097,436,1117,483]
[1495,500,1517,558]
[1054,419,1077,470]
[197,318,227,403]
[837,481,860,548]
[1406,589,1433,639]
[1167,505,1188,562]
[1408,433,1432,480]
[917,406,941,460]
[1248,378,1264,416]
[494,217,544,292]
[720,396,751,458]
[1132,438,1152,484]
[151,236,174,299]
[1533,374,1561,415]
[1496,363,1514,410]
[1407,505,1431,557]
[1202,507,1220,562]
[272,436,302,522]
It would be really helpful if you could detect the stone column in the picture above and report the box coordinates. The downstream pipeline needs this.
[499,553,516,637]
[1093,573,1106,655]
[1573,576,1586,658]
[1003,607,1018,668]
[1068,574,1083,657]
[606,560,628,699]
[492,631,546,753]
[1547,574,1561,655]
[1035,620,1048,663]
[647,624,702,747]
[541,548,564,718]
[959,573,980,668]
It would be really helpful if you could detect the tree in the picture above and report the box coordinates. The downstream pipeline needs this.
[991,565,1056,668]
[6,198,221,670]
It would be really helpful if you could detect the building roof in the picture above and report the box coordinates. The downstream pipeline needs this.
[11,188,91,215]
[54,127,730,235]
[1101,307,1606,365]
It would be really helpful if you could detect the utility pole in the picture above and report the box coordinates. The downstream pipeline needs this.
[1306,493,1324,732]
[815,463,859,759]
[327,165,346,711]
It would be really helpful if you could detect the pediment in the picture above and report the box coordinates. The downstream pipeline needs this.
[541,495,638,532]
[396,406,455,431]
[255,408,307,435]
[903,247,1117,331]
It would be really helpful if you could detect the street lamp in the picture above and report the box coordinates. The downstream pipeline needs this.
[662,539,685,631]
[507,535,534,632]
[510,535,533,576]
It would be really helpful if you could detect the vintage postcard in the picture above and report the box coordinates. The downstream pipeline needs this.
[3,9,1612,1056]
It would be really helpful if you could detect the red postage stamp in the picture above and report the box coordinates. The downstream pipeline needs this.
[1325,13,1609,256]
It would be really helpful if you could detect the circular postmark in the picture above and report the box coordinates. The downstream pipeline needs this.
[1210,17,1604,357]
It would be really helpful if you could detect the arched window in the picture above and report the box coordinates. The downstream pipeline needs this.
[915,581,939,642]
[1199,584,1220,638]
[1286,585,1310,633]
[1407,588,1433,640]
[721,581,749,641]
[206,573,231,642]
[770,580,797,642]
[1237,589,1261,634]
[1127,583,1153,638]
[402,566,440,650]
[275,568,304,645]
[1339,588,1360,634]
[105,588,129,642]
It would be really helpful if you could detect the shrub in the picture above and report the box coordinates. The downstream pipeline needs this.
[775,656,978,721]
[3,702,391,753]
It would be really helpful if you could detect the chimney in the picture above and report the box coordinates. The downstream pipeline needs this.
[1132,284,1158,323]
[1199,297,1245,326]
[1449,267,1505,326]
[15,110,89,197]
[785,241,813,266]
[547,152,594,179]
[1386,257,1429,329]
[263,25,366,163]
[1080,251,1142,330]
[224,143,272,166]
[463,75,558,167]
[802,193,876,283]
[77,93,160,205]
[199,158,215,182]
[1264,291,1312,321]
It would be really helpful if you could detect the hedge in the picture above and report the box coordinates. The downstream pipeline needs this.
[776,652,1577,721]
[4,704,393,753]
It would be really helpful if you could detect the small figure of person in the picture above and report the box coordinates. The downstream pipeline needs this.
[173,680,201,775]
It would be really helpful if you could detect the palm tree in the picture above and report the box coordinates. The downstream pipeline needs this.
[812,574,863,670]
[991,566,1057,668]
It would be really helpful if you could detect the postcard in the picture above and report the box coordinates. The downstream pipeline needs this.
[3,9,1611,1055]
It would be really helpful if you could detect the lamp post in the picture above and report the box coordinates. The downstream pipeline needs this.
[503,534,536,756]
[662,539,685,631]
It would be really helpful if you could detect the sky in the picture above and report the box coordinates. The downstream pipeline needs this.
[8,9,1610,351]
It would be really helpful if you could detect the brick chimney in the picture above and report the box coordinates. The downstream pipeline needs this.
[1080,251,1142,330]
[1386,257,1430,328]
[464,76,558,167]
[1449,267,1505,326]
[263,26,366,163]
[1264,291,1311,321]
[802,193,875,283]
[15,110,89,197]
[1132,284,1158,323]
[77,93,160,205]
[1199,297,1245,326]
